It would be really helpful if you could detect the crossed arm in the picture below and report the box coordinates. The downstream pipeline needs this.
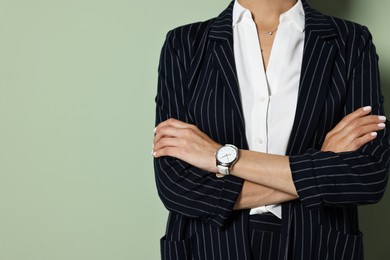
[153,107,386,210]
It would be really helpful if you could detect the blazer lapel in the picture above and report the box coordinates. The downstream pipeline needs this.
[208,1,248,148]
[286,1,339,155]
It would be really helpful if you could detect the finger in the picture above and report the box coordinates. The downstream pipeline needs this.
[340,116,386,138]
[341,121,386,144]
[153,127,174,145]
[154,137,185,152]
[154,119,197,143]
[155,118,195,133]
[322,119,386,152]
[153,146,180,159]
[351,115,386,127]
[321,110,386,153]
[153,137,195,159]
[345,132,378,151]
[331,106,372,133]
[154,126,193,145]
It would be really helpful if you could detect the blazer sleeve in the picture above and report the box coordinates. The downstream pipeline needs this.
[290,26,390,210]
[153,29,243,228]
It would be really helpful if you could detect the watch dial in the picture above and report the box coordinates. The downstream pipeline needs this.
[217,146,237,164]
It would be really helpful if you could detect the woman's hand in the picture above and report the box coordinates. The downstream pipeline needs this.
[321,106,386,152]
[153,118,221,173]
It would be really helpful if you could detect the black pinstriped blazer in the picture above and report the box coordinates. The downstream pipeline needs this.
[154,1,390,259]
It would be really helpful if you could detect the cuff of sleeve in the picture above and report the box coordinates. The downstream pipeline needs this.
[208,174,244,229]
[289,149,324,210]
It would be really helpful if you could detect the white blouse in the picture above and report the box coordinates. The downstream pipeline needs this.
[232,0,305,218]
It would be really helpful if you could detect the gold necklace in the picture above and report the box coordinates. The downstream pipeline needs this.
[264,27,278,36]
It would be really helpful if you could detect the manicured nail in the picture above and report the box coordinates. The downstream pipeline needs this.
[151,150,155,156]
[378,116,386,121]
[363,106,372,111]
[153,127,157,134]
[378,123,386,128]
[153,152,157,157]
[371,132,378,137]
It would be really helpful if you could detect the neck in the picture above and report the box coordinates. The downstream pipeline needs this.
[238,0,297,28]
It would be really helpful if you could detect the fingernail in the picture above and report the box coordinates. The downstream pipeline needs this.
[363,106,372,111]
[151,150,155,156]
[371,132,378,137]
[379,116,386,121]
[153,127,157,134]
[378,123,386,128]
[153,152,157,157]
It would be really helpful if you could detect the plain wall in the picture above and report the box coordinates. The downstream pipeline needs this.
[0,0,388,259]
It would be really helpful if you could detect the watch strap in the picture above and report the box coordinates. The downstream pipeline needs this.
[217,165,230,177]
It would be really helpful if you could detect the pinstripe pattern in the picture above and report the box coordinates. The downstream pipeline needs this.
[154,1,390,259]
[249,213,282,260]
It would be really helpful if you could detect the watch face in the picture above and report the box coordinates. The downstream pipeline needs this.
[217,145,238,164]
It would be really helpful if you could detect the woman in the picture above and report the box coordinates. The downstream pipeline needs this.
[153,0,389,259]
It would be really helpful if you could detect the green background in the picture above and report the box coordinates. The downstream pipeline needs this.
[0,0,389,259]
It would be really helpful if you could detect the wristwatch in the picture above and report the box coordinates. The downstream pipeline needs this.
[215,144,239,177]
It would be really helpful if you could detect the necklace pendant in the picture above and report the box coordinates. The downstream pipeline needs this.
[267,31,273,35]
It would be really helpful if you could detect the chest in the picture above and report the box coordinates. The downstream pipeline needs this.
[186,35,348,152]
